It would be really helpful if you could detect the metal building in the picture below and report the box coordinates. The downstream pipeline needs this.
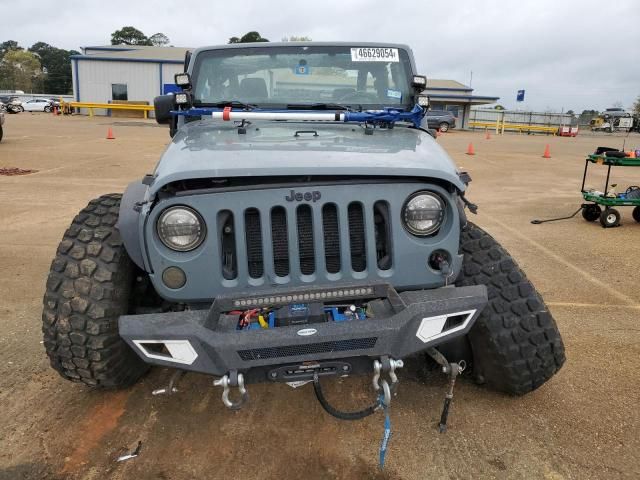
[71,45,190,115]
[425,79,499,129]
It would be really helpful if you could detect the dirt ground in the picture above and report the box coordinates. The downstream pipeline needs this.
[0,113,639,480]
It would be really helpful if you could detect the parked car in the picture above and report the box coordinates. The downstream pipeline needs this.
[425,109,457,132]
[0,96,24,113]
[22,98,53,112]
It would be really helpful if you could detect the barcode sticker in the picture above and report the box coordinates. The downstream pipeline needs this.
[351,48,399,62]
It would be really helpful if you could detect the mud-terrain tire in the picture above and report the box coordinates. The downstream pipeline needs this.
[455,222,565,395]
[42,194,148,388]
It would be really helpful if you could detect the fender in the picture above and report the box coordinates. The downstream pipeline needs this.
[117,180,149,271]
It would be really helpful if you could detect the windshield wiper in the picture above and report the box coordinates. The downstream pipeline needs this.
[286,102,354,111]
[208,100,257,110]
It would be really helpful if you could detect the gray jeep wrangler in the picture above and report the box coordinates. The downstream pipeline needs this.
[43,43,564,425]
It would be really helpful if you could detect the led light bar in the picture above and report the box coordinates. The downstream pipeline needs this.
[231,286,376,309]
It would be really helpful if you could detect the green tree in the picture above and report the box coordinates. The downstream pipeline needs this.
[111,26,152,46]
[149,33,170,46]
[228,31,269,44]
[29,42,75,94]
[0,40,22,59]
[0,50,42,92]
[632,96,640,116]
[494,104,506,110]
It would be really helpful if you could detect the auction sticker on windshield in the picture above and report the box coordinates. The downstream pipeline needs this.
[351,47,399,62]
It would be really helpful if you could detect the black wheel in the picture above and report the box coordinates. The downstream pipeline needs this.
[599,208,620,228]
[44,105,51,113]
[42,194,149,388]
[453,222,565,395]
[581,204,601,222]
[438,122,450,132]
[0,124,3,143]
[632,206,640,223]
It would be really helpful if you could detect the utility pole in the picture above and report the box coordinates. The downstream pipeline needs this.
[469,71,473,88]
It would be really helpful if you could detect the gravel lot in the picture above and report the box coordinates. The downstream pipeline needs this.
[0,114,639,480]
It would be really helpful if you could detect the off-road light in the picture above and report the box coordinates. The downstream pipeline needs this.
[231,287,375,308]
[174,92,190,105]
[412,75,427,90]
[174,73,191,88]
[402,191,445,236]
[417,95,430,107]
[157,206,205,251]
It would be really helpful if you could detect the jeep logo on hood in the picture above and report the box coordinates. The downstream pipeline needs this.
[285,189,321,202]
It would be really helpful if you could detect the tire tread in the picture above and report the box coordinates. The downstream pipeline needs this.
[42,194,148,388]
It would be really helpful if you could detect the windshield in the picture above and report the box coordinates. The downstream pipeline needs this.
[191,45,414,109]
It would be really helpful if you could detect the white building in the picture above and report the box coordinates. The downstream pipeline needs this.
[71,45,191,114]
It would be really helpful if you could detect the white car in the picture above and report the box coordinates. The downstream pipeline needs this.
[22,98,53,112]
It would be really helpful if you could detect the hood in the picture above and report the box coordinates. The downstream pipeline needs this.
[148,119,464,194]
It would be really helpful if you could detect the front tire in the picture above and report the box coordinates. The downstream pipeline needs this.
[438,122,450,132]
[42,194,149,388]
[455,222,565,395]
[44,106,51,113]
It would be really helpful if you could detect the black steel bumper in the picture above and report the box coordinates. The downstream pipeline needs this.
[119,284,487,382]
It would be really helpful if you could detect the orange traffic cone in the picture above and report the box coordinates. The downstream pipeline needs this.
[466,142,475,155]
[52,106,56,116]
[485,130,491,140]
[436,129,441,137]
[106,127,115,140]
[628,150,636,158]
[542,144,551,158]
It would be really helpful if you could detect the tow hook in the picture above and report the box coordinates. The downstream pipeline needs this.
[214,371,248,410]
[372,357,404,407]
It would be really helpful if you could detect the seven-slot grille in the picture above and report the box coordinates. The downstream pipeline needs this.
[219,200,392,283]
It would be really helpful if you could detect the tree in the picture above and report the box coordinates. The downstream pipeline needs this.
[0,50,42,92]
[29,42,75,94]
[111,26,152,46]
[632,96,640,116]
[149,33,170,47]
[566,109,575,115]
[281,36,312,42]
[228,31,269,44]
[494,104,506,110]
[0,40,22,59]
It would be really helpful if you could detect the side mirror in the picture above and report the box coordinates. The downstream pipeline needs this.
[154,94,174,125]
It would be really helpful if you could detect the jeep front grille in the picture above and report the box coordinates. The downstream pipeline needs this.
[220,199,392,283]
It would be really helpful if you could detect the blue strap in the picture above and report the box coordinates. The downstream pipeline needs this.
[378,396,392,469]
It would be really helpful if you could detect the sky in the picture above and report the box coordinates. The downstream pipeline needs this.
[1,0,638,112]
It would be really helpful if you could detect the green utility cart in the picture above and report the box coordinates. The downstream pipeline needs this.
[581,154,640,228]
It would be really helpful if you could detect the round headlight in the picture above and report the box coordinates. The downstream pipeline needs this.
[402,191,445,236]
[157,206,205,251]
